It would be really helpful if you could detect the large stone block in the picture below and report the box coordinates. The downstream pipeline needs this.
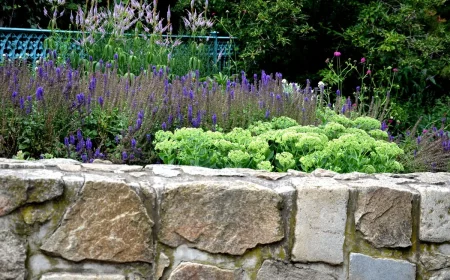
[412,185,450,242]
[41,181,154,263]
[349,253,416,280]
[256,260,343,280]
[168,262,235,280]
[291,177,349,264]
[0,231,26,280]
[355,186,414,248]
[40,273,125,280]
[0,169,64,216]
[159,181,284,255]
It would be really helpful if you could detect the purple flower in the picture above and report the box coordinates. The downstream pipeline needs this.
[360,57,366,63]
[334,51,341,57]
[336,89,341,96]
[98,96,104,107]
[89,77,97,92]
[356,86,361,92]
[381,121,388,131]
[138,110,144,120]
[146,134,152,143]
[81,154,88,163]
[212,114,217,126]
[76,93,85,104]
[122,151,128,161]
[76,129,83,141]
[94,148,100,158]
[12,91,18,100]
[64,137,70,147]
[265,109,270,119]
[188,105,193,122]
[89,56,93,62]
[417,136,422,145]
[162,122,167,131]
[69,134,75,144]
[114,53,118,60]
[115,135,120,144]
[86,138,92,150]
[135,118,142,130]
[131,138,137,149]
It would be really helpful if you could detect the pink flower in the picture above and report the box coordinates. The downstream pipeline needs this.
[334,51,341,57]
[393,68,399,72]
[360,57,366,63]
[423,129,428,134]
[366,69,372,75]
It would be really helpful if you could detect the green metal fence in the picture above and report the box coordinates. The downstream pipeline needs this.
[0,27,235,66]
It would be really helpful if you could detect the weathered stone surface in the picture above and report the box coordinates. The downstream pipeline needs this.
[334,172,373,181]
[412,185,450,242]
[0,159,45,169]
[168,262,235,280]
[20,203,55,225]
[256,260,343,280]
[349,253,416,280]
[430,269,450,280]
[413,172,450,185]
[287,169,309,177]
[159,181,283,255]
[355,186,413,248]
[57,164,82,172]
[228,168,288,180]
[419,251,450,271]
[180,166,245,177]
[311,168,338,177]
[0,231,26,280]
[41,181,154,263]
[80,163,143,172]
[92,159,113,164]
[40,273,126,280]
[38,158,81,166]
[0,169,64,216]
[291,177,349,264]
[155,252,170,280]
[150,165,182,177]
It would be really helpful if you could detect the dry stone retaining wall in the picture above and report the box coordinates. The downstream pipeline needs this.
[0,158,449,279]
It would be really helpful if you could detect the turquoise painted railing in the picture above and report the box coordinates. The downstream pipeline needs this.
[0,27,235,64]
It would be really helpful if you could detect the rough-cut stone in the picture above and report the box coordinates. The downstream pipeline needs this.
[430,269,450,280]
[287,169,309,177]
[159,181,283,255]
[20,203,55,225]
[355,186,413,248]
[57,164,82,172]
[168,262,235,280]
[256,260,343,280]
[41,181,154,263]
[291,177,349,264]
[420,251,450,271]
[334,172,373,181]
[0,159,45,169]
[180,166,245,177]
[412,185,450,242]
[0,231,26,280]
[40,273,125,280]
[92,159,113,164]
[151,165,181,177]
[311,168,338,177]
[38,158,81,166]
[349,253,416,280]
[413,172,450,185]
[228,168,288,180]
[0,169,64,216]
[81,163,143,172]
[155,252,170,280]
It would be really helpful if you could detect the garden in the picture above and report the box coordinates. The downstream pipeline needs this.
[0,0,449,173]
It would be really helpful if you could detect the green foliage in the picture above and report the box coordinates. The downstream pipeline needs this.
[153,116,405,173]
[174,0,313,73]
[342,0,450,106]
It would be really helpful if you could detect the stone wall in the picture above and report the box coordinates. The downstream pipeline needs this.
[0,158,449,280]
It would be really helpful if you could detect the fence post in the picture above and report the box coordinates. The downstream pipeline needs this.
[210,31,218,64]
